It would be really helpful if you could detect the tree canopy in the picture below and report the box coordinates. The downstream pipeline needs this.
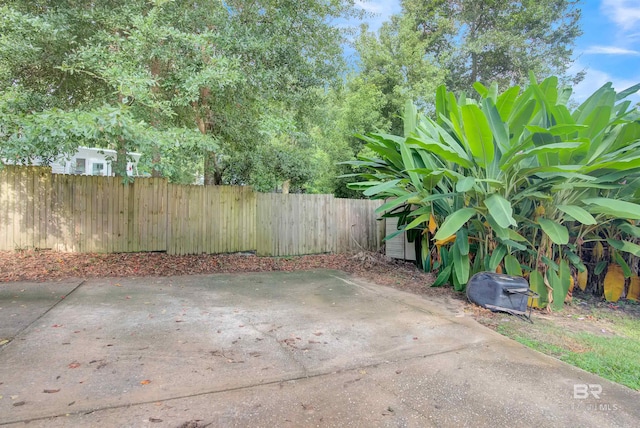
[1,0,585,195]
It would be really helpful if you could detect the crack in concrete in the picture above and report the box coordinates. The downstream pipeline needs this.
[0,280,85,354]
[0,338,497,426]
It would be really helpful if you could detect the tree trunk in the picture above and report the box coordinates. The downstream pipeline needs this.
[193,90,224,185]
[282,179,291,194]
[150,58,163,177]
[203,151,223,185]
[114,141,128,177]
[114,93,128,177]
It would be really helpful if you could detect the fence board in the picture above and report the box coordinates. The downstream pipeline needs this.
[0,166,383,256]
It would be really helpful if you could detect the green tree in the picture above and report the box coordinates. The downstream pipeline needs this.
[352,16,448,135]
[1,0,359,189]
[446,0,583,92]
[346,0,582,129]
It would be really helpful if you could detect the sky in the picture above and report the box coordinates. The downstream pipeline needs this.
[353,0,640,102]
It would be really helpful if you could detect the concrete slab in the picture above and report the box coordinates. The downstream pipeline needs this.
[0,279,83,341]
[0,270,638,427]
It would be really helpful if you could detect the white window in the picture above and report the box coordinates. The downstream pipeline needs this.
[75,158,86,174]
[92,162,105,175]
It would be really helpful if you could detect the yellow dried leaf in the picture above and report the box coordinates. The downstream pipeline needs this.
[535,205,545,216]
[628,275,640,302]
[604,264,625,303]
[495,264,503,274]
[592,242,604,260]
[428,213,438,234]
[577,268,588,291]
[565,277,574,303]
[434,234,456,247]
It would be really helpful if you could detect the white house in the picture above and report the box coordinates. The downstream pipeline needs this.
[50,147,141,176]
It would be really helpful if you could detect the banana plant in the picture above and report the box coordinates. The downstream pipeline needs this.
[346,75,640,308]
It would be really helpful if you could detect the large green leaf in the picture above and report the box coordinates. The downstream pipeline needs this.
[552,259,571,311]
[420,235,430,272]
[556,205,597,225]
[504,255,522,277]
[508,229,528,242]
[548,269,564,311]
[607,239,640,257]
[362,179,402,197]
[538,218,569,245]
[382,228,405,242]
[461,104,494,167]
[407,135,473,168]
[496,86,520,121]
[435,85,448,125]
[473,81,489,98]
[594,260,608,276]
[616,83,640,101]
[375,193,416,215]
[432,264,452,287]
[564,249,587,273]
[452,244,470,285]
[433,208,476,241]
[508,98,536,142]
[403,100,418,137]
[485,214,510,240]
[498,239,527,252]
[456,228,470,256]
[529,270,548,308]
[573,82,613,124]
[617,222,640,238]
[613,252,633,278]
[399,141,422,191]
[548,124,588,135]
[484,194,517,228]
[482,98,509,153]
[489,244,508,271]
[501,142,582,171]
[583,198,640,220]
[456,176,475,192]
[404,213,430,231]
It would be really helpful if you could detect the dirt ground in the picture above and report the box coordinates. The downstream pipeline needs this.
[2,248,637,336]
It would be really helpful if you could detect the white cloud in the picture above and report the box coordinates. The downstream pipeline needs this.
[570,61,640,103]
[584,45,640,55]
[601,0,640,30]
[354,0,401,33]
[355,0,398,15]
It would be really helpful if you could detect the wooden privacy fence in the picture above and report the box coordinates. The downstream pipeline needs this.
[0,166,385,256]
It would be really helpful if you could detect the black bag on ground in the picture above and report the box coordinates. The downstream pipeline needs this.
[466,272,534,315]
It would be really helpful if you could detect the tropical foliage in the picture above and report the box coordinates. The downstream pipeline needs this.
[329,0,583,197]
[347,75,640,309]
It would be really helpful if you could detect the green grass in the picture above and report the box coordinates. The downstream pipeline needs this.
[494,311,640,391]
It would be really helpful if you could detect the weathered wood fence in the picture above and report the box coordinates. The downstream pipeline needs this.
[0,166,384,256]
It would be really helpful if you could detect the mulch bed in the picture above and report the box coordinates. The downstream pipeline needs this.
[4,249,635,320]
[0,249,450,298]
